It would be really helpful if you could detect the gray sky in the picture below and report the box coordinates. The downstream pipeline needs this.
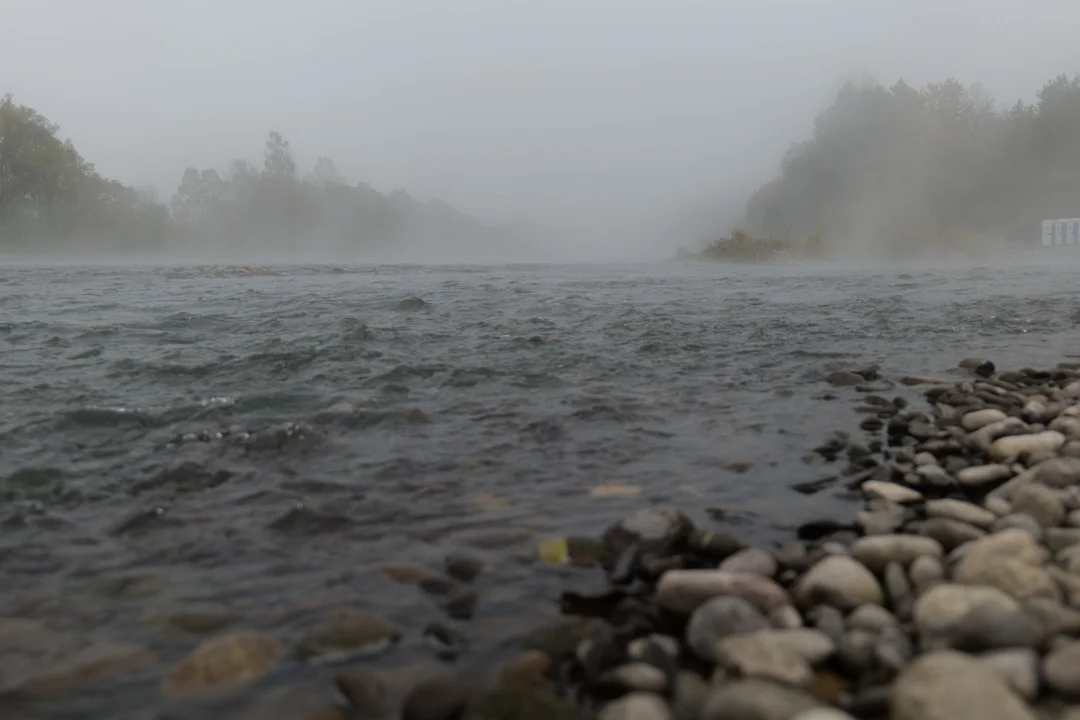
[3,0,1078,258]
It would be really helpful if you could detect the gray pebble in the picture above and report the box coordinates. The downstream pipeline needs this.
[1042,641,1080,698]
[917,517,987,551]
[686,596,769,662]
[947,603,1041,651]
[1011,484,1066,528]
[847,604,899,633]
[990,513,1044,541]
[979,648,1039,700]
[908,555,945,595]
[719,548,779,577]
[598,692,674,720]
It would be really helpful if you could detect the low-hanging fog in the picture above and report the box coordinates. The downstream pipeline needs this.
[2,0,1078,263]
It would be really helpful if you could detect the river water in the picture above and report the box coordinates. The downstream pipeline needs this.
[1,260,1078,718]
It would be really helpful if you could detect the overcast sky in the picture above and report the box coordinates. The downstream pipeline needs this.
[3,0,1078,257]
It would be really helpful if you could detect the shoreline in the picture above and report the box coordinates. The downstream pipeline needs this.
[6,357,1080,719]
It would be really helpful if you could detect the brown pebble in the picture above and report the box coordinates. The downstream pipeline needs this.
[444,554,484,583]
[498,650,553,685]
[401,677,471,720]
[167,610,242,635]
[9,643,156,696]
[334,668,387,716]
[162,631,283,695]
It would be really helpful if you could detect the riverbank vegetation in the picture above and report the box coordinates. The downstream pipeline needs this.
[737,73,1080,257]
[0,94,515,259]
[675,228,829,262]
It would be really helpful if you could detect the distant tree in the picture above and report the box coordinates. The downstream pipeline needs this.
[311,156,346,187]
[262,131,296,180]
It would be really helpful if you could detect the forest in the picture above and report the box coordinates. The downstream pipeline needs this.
[741,73,1080,258]
[0,94,514,260]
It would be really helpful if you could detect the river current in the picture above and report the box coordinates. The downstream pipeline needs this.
[1,260,1078,718]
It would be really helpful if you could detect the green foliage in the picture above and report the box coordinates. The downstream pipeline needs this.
[0,97,505,256]
[743,73,1080,252]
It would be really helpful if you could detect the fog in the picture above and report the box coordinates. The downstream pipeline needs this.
[2,0,1079,262]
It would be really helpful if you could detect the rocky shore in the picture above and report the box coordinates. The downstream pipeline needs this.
[12,358,1080,719]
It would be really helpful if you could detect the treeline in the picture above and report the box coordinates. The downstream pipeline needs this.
[0,94,513,260]
[742,74,1080,257]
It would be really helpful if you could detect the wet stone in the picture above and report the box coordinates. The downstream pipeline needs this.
[601,507,695,565]
[402,676,472,720]
[296,608,400,660]
[955,464,1014,488]
[162,631,284,696]
[3,642,156,697]
[334,667,388,716]
[444,554,484,583]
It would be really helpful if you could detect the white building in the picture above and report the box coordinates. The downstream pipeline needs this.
[1042,218,1080,245]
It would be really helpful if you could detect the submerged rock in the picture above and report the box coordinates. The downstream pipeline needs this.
[162,631,283,695]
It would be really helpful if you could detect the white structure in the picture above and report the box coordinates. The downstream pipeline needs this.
[1042,218,1080,245]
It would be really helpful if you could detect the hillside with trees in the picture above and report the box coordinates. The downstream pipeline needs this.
[741,73,1080,258]
[0,94,517,261]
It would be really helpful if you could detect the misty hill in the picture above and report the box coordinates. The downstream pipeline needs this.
[740,73,1080,258]
[0,95,523,262]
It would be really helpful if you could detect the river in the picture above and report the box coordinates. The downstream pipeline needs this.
[1,260,1078,718]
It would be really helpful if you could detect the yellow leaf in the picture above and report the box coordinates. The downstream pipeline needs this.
[537,538,569,566]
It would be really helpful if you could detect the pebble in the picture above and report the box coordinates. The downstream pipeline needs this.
[991,513,1044,541]
[1011,484,1066,528]
[984,495,1014,516]
[793,555,884,609]
[850,535,943,573]
[656,570,790,615]
[956,464,1014,488]
[295,608,400,660]
[916,517,986,550]
[718,548,778,577]
[497,650,553,685]
[598,693,674,720]
[714,630,833,687]
[980,648,1040,700]
[962,408,1008,431]
[1046,527,1080,552]
[1034,457,1080,488]
[700,678,821,720]
[672,670,709,720]
[334,668,388,716]
[603,663,669,694]
[162,631,284,695]
[444,554,484,583]
[602,507,695,561]
[861,481,922,504]
[913,583,1020,636]
[846,604,899,633]
[1043,641,1080,698]
[791,711,858,720]
[807,605,845,646]
[838,630,876,675]
[908,555,945,595]
[685,596,769,661]
[946,603,1041,651]
[873,625,913,673]
[4,643,156,697]
[884,562,914,620]
[769,605,804,630]
[891,650,1037,720]
[990,431,1066,461]
[925,499,996,528]
[1022,597,1080,636]
[401,677,471,720]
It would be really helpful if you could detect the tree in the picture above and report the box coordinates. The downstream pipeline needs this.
[263,131,296,180]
